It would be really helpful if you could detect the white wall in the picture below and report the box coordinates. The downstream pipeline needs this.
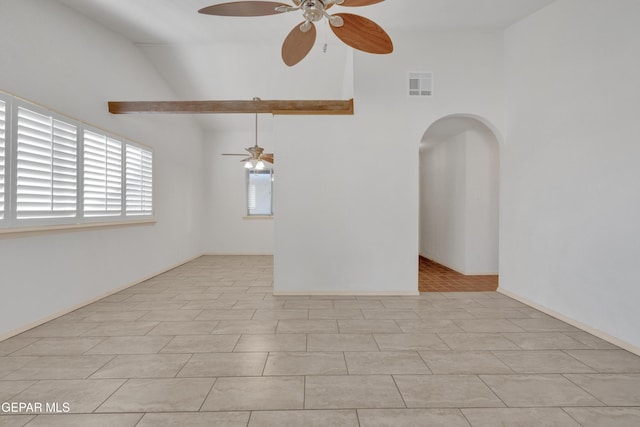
[502,0,640,349]
[274,30,504,294]
[139,41,350,132]
[420,132,468,270]
[203,117,274,255]
[0,0,204,338]
[465,126,500,274]
[420,119,500,275]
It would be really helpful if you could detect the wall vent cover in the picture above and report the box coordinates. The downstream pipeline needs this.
[408,72,433,97]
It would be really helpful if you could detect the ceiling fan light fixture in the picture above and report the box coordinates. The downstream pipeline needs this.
[244,160,254,169]
[275,5,295,12]
[328,14,344,27]
[255,160,266,170]
[300,21,313,32]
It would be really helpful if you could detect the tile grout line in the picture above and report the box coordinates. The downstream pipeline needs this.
[560,406,588,426]
[458,408,476,427]
[85,354,118,379]
[390,374,409,409]
[560,373,609,407]
[302,375,307,410]
[476,374,509,408]
[231,334,242,353]
[91,377,130,414]
[260,351,270,376]
[415,350,434,375]
[197,377,218,412]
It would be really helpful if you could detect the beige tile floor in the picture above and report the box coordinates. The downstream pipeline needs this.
[1,255,640,426]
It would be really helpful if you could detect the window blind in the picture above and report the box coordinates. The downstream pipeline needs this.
[248,182,257,211]
[125,144,153,216]
[0,100,6,220]
[15,107,77,220]
[247,169,273,216]
[83,130,122,217]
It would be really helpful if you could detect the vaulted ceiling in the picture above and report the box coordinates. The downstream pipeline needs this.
[59,0,556,44]
[58,0,556,130]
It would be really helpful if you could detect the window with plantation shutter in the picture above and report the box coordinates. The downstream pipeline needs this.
[125,144,153,216]
[15,106,77,220]
[83,130,122,217]
[246,169,273,216]
[0,91,154,233]
[0,99,6,221]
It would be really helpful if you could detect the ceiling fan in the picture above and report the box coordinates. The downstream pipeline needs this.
[222,105,274,170]
[198,0,393,66]
[223,144,274,170]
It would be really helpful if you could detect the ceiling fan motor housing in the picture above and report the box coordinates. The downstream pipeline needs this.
[302,0,326,22]
[247,146,264,158]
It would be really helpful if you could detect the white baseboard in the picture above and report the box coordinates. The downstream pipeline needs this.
[273,290,420,297]
[459,270,499,276]
[204,252,274,256]
[0,254,201,342]
[499,288,640,357]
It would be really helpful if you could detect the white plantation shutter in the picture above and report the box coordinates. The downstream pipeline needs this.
[83,130,122,217]
[248,182,257,211]
[125,144,153,216]
[246,169,273,216]
[15,107,77,220]
[0,92,154,229]
[0,99,6,220]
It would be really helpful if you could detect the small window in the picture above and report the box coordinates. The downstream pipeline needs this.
[247,168,273,216]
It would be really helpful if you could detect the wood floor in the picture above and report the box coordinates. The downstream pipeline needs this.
[419,257,499,293]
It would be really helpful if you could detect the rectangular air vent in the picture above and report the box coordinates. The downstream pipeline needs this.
[408,72,433,97]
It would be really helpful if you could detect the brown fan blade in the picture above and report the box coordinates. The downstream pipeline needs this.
[330,13,393,54]
[222,153,247,156]
[199,1,290,17]
[282,21,317,66]
[339,0,385,6]
[262,154,275,164]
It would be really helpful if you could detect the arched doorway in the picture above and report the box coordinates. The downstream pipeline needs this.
[418,114,501,292]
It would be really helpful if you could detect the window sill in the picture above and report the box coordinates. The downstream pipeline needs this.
[243,216,274,220]
[0,218,156,238]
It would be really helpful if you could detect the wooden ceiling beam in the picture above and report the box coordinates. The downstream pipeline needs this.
[108,99,354,115]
